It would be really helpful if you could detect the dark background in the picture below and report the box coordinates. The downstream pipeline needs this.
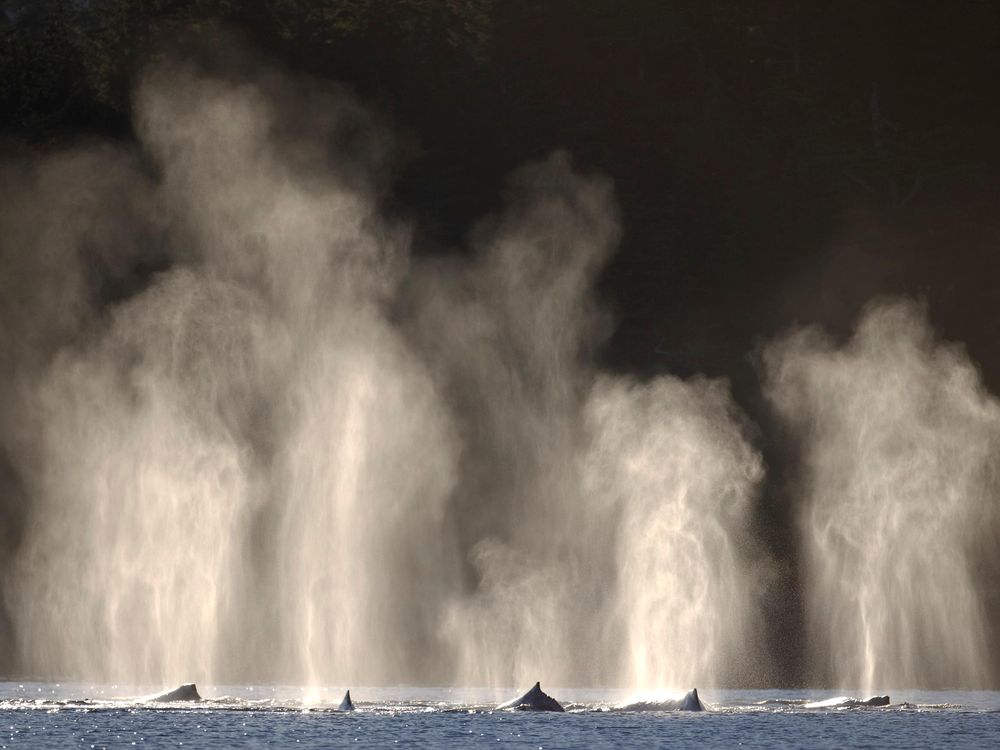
[2,0,1000,684]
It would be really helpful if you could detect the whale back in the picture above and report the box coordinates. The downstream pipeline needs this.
[620,688,705,712]
[338,690,355,711]
[861,695,890,707]
[805,695,891,709]
[151,683,202,702]
[497,682,565,712]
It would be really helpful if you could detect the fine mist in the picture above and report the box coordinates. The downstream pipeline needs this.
[0,58,764,689]
[764,299,1000,690]
[409,157,765,688]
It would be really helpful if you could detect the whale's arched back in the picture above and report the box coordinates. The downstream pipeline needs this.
[150,684,202,702]
[497,682,564,712]
[619,688,706,712]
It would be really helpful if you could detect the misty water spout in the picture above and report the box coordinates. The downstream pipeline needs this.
[0,59,765,690]
[764,300,1000,690]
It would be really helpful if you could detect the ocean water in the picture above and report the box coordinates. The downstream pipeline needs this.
[1,683,997,749]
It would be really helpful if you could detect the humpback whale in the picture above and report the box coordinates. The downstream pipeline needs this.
[150,684,202,702]
[804,695,891,709]
[338,690,355,711]
[619,688,706,712]
[497,682,565,712]
[861,695,890,707]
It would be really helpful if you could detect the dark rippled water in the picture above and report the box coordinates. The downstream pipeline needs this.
[2,684,997,749]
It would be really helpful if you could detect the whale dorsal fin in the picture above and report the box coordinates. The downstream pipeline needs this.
[680,687,705,711]
[338,689,355,711]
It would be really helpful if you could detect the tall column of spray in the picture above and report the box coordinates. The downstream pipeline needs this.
[584,376,763,689]
[412,155,621,686]
[764,299,1000,690]
[0,150,231,683]
[14,275,267,683]
[136,66,462,686]
[410,154,765,688]
[3,64,461,684]
[1,57,767,687]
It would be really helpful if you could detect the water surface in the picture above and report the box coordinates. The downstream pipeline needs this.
[2,683,997,749]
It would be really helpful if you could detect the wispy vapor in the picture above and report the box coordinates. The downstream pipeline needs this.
[764,299,1000,689]
[2,54,766,689]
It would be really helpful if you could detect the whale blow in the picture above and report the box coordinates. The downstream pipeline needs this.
[338,690,355,711]
[150,684,202,702]
[497,682,565,712]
